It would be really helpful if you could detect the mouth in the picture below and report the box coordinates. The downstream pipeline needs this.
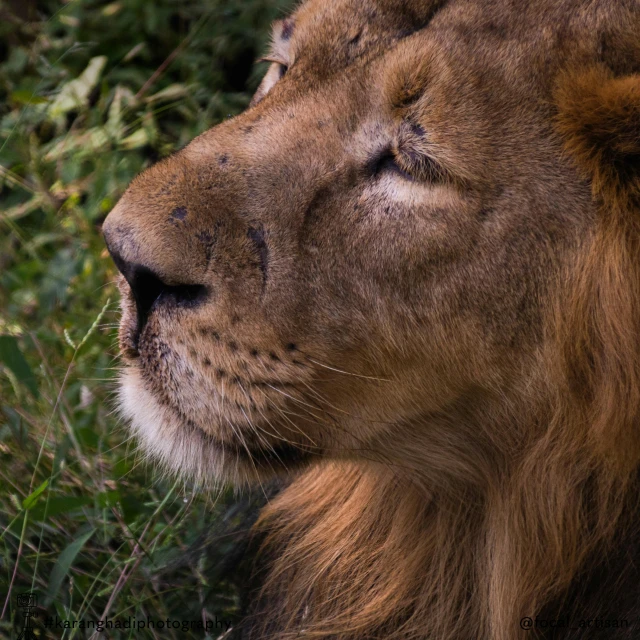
[111,265,325,483]
[118,365,316,485]
[160,387,315,472]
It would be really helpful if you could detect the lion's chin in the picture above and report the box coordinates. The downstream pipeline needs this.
[117,367,310,487]
[117,368,238,486]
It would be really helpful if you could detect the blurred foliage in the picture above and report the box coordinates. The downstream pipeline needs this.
[0,0,293,637]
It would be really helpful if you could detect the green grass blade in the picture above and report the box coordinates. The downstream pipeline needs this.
[45,528,96,606]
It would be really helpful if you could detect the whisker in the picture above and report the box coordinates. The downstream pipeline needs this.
[224,416,270,501]
[236,383,301,446]
[304,356,390,382]
[251,387,319,446]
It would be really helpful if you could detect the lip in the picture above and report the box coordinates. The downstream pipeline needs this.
[147,387,315,471]
[181,413,315,470]
[240,439,314,469]
[188,424,317,469]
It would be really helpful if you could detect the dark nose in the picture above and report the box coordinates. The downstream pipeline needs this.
[104,234,206,340]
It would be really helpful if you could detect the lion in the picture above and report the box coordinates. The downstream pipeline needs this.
[102,0,640,637]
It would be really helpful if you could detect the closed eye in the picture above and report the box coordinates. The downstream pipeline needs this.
[369,146,450,185]
[370,151,415,181]
[249,58,289,107]
[250,61,289,106]
[258,58,288,77]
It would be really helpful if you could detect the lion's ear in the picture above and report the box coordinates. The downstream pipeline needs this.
[555,66,640,211]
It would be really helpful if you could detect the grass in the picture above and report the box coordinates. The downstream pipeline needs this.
[0,1,293,637]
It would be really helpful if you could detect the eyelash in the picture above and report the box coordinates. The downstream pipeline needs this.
[259,58,288,75]
[371,149,446,184]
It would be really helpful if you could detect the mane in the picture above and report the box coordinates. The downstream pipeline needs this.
[243,65,640,640]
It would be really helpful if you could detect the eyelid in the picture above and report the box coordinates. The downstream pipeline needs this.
[395,122,455,184]
[257,56,288,66]
[370,145,449,184]
[395,148,449,183]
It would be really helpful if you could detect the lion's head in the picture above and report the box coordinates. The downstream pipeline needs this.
[103,0,640,637]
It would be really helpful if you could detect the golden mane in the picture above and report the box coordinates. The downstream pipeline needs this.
[249,65,640,640]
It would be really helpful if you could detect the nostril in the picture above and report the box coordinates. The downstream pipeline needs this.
[130,266,167,330]
[105,237,206,343]
[125,265,207,340]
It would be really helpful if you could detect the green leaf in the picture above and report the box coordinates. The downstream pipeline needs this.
[22,479,49,510]
[48,56,108,120]
[145,83,190,104]
[2,195,47,222]
[119,127,150,150]
[43,127,110,162]
[106,85,136,139]
[10,90,49,106]
[0,335,39,397]
[45,528,96,606]
[38,247,83,311]
[29,496,92,520]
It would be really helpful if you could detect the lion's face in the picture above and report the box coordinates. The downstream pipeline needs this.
[103,0,594,485]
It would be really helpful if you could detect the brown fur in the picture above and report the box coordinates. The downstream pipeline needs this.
[103,0,640,638]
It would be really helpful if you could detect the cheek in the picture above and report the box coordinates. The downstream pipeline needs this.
[346,183,481,283]
[296,182,482,346]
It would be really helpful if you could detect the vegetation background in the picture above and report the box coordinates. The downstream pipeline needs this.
[0,0,294,637]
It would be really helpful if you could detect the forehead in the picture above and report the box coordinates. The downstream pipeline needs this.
[286,0,598,74]
[290,0,444,55]
[268,0,611,190]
